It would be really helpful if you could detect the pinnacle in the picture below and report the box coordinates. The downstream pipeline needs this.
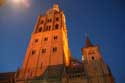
[85,35,93,47]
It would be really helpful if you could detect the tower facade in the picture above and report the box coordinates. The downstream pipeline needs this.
[16,4,71,81]
[82,37,115,83]
[14,4,115,83]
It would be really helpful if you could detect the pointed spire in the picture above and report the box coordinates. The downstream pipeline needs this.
[85,34,93,47]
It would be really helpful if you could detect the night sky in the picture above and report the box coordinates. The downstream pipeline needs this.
[0,0,125,83]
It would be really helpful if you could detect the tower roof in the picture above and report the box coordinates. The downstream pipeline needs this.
[85,36,93,47]
[53,4,59,11]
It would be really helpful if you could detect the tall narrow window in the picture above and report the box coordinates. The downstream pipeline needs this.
[45,26,48,31]
[32,50,36,55]
[49,19,52,22]
[42,48,46,53]
[47,19,52,23]
[38,27,42,32]
[56,17,59,21]
[92,56,94,60]
[47,19,49,22]
[48,26,51,30]
[53,47,57,52]
[35,39,38,43]
[55,24,59,29]
[44,37,48,41]
[41,20,44,24]
[54,36,58,40]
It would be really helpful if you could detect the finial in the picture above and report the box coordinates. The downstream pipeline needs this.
[53,4,59,11]
[85,33,93,47]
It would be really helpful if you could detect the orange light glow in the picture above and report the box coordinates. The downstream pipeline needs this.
[12,0,21,4]
[11,0,30,8]
[62,30,70,66]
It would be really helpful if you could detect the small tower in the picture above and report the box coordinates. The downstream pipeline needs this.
[16,4,71,81]
[82,36,115,83]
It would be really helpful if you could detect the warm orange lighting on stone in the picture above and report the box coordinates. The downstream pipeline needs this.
[14,4,115,83]
[16,4,71,80]
[62,30,70,66]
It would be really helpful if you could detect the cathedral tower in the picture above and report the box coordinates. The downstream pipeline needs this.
[14,4,115,83]
[82,36,115,83]
[16,4,71,81]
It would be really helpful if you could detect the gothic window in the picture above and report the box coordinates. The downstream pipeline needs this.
[38,27,42,32]
[47,19,52,23]
[54,36,58,40]
[56,17,59,21]
[47,19,49,22]
[49,19,52,22]
[44,37,48,41]
[41,20,44,24]
[48,25,51,30]
[53,47,57,52]
[55,24,59,29]
[45,25,51,31]
[34,39,38,43]
[41,48,46,53]
[48,19,50,22]
[92,56,95,60]
[31,50,36,55]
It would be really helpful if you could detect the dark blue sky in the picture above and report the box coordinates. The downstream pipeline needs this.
[0,0,125,83]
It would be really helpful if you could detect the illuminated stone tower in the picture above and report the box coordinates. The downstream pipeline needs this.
[16,4,70,81]
[82,36,115,83]
[14,4,115,83]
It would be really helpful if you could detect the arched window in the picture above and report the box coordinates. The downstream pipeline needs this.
[92,56,95,60]
[55,24,59,29]
[44,37,48,41]
[54,36,58,40]
[41,48,46,54]
[45,26,48,31]
[56,17,59,21]
[38,27,42,32]
[41,20,44,24]
[53,47,57,52]
[31,50,36,55]
[35,39,38,43]
[47,19,52,23]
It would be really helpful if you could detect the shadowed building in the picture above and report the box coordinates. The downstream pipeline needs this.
[0,72,15,83]
[0,4,115,83]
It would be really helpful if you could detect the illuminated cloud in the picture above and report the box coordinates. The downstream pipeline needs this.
[8,0,30,8]
[23,0,30,8]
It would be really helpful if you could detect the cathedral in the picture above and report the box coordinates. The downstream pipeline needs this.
[0,4,115,83]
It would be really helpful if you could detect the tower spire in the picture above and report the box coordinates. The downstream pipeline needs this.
[85,35,93,47]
